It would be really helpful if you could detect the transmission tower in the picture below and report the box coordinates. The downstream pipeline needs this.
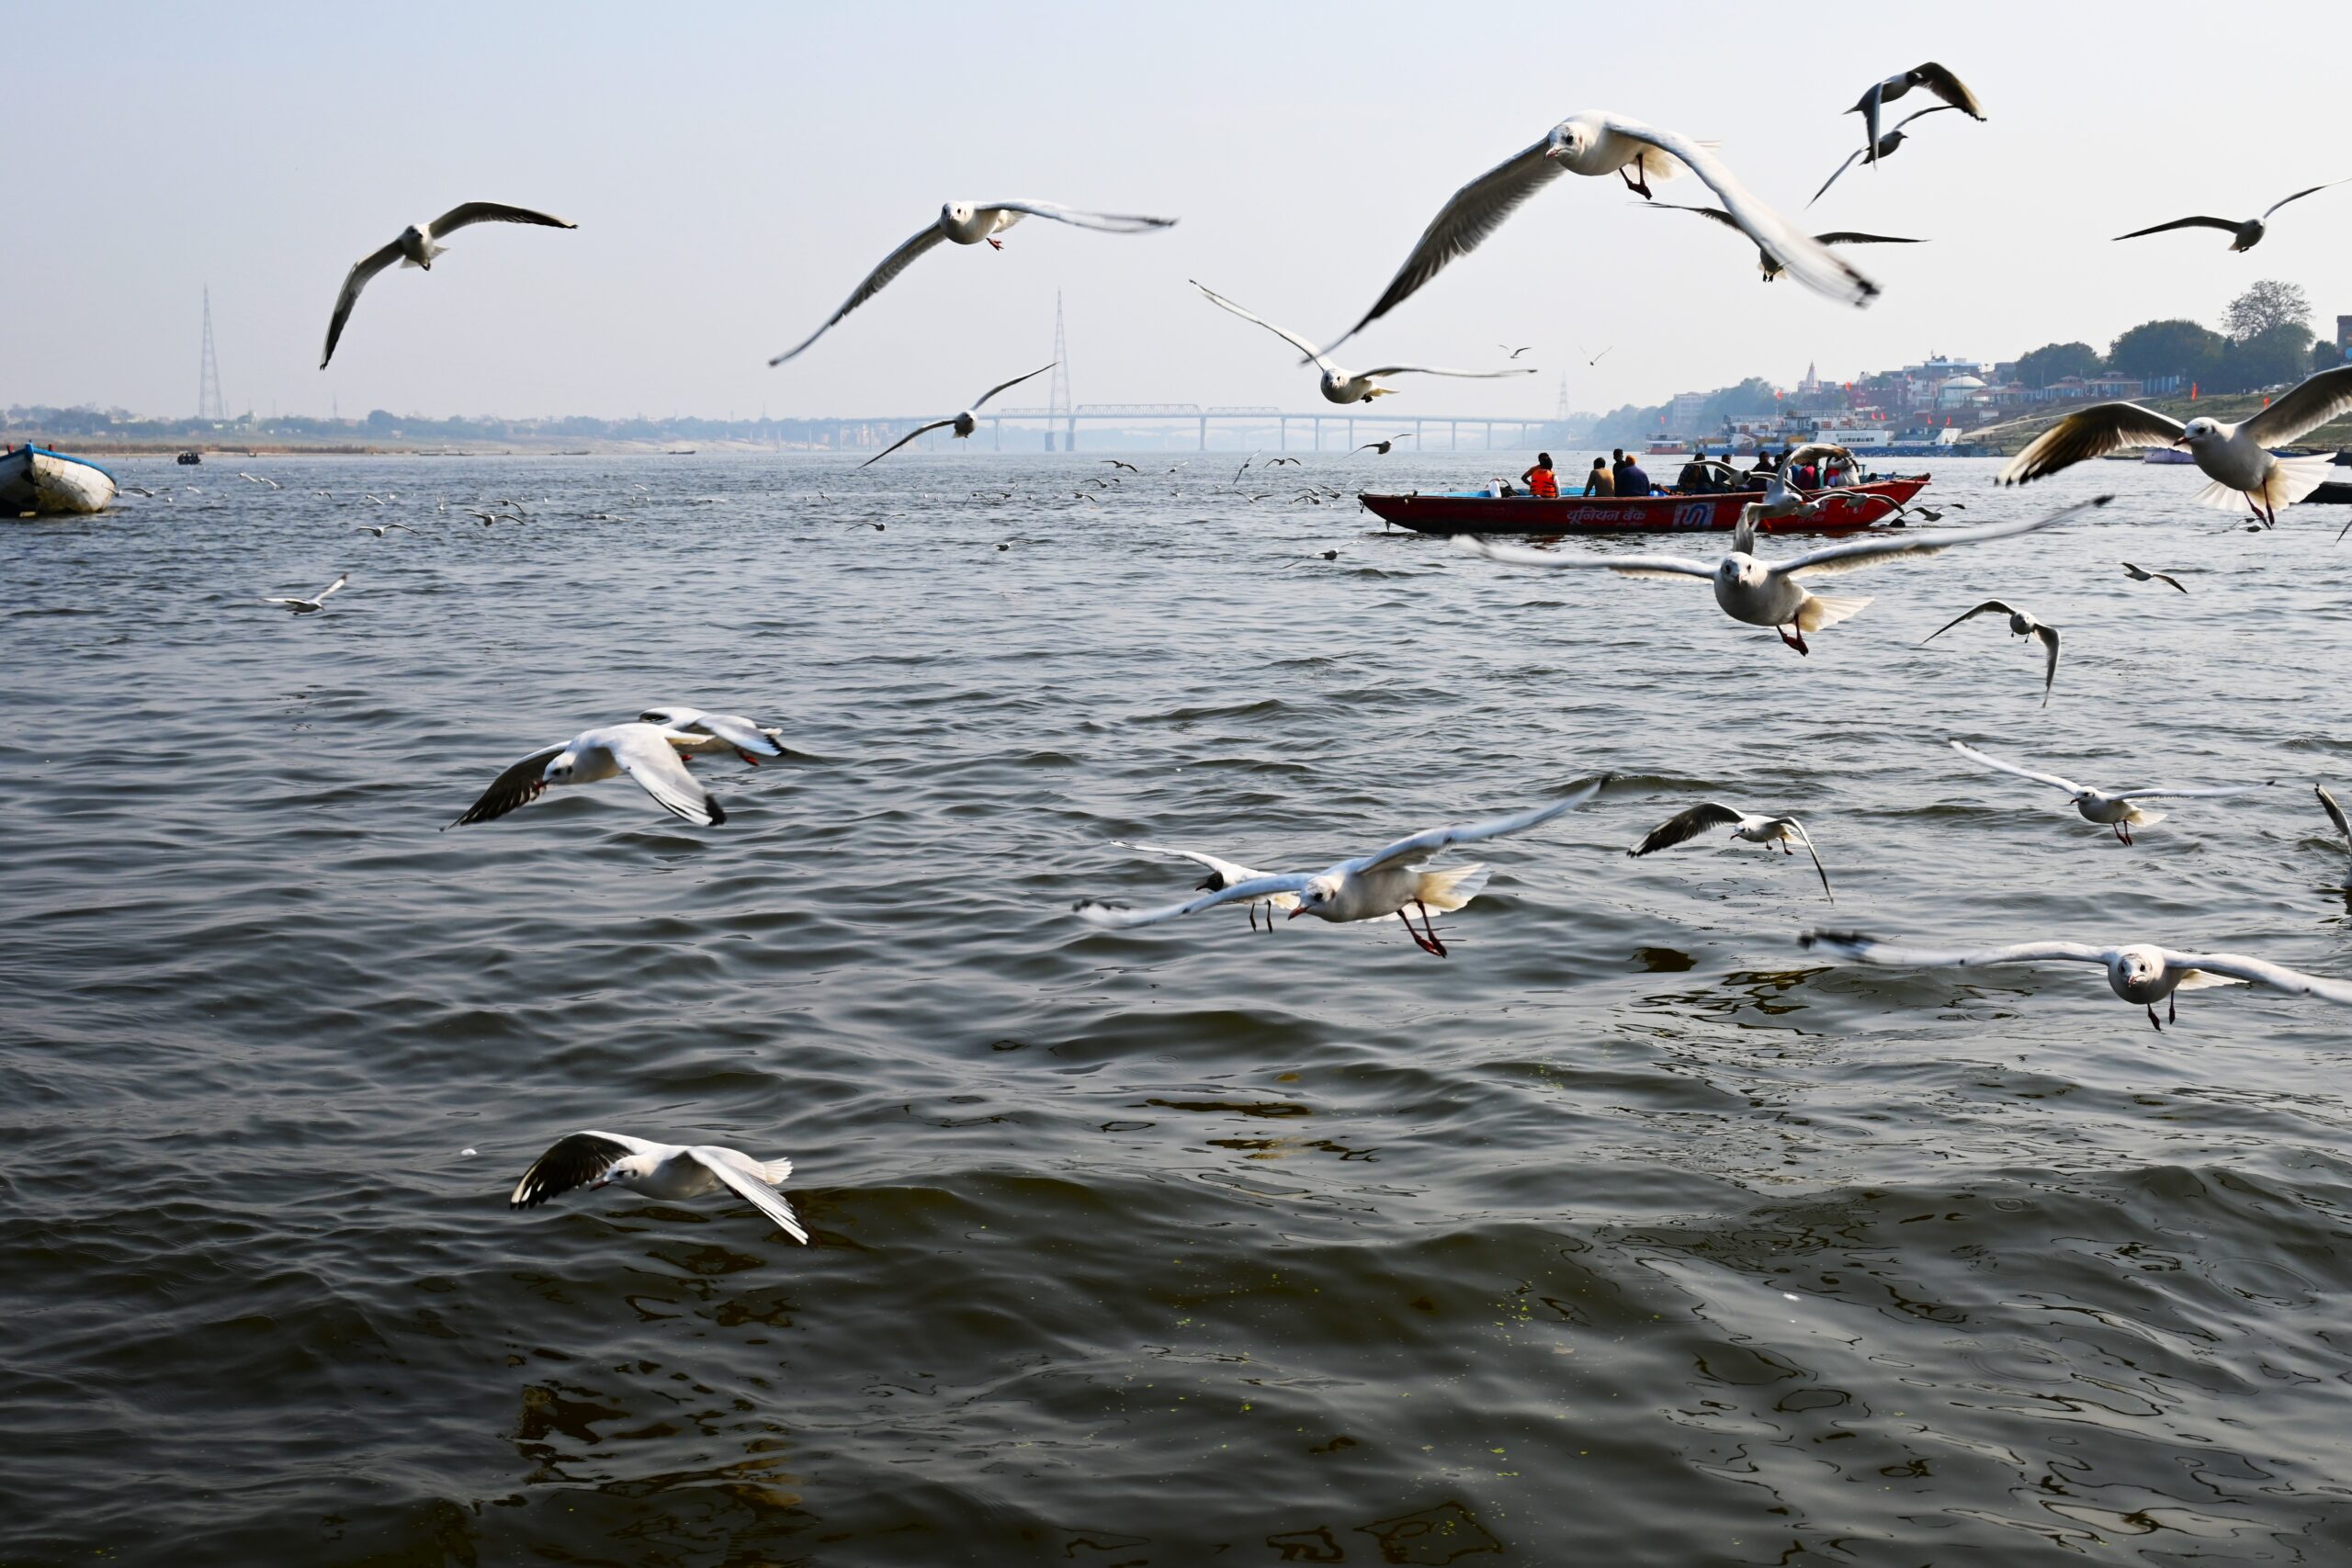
[196,287,228,422]
[1554,372,1571,424]
[1046,290,1072,452]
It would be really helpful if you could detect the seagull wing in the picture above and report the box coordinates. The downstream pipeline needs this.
[1347,778,1608,874]
[859,419,957,468]
[2156,950,2352,1006]
[976,199,1178,233]
[2242,365,2352,445]
[2002,404,2186,482]
[1891,102,1962,134]
[2260,177,2351,220]
[449,744,567,827]
[769,222,949,366]
[1950,739,2082,795]
[1074,874,1317,928]
[510,1130,663,1207]
[1604,116,1878,307]
[1806,149,1866,209]
[1629,802,1743,855]
[606,725,725,826]
[1908,62,1985,118]
[1192,281,1335,372]
[1453,535,1715,579]
[429,201,576,234]
[1117,840,1257,886]
[2112,215,2244,240]
[688,1148,810,1243]
[666,709,785,758]
[1321,135,1565,355]
[971,362,1057,411]
[315,574,348,602]
[2152,571,2187,592]
[2110,784,2270,800]
[2032,625,2059,705]
[1773,819,1836,903]
[2320,784,2352,846]
[1645,202,1745,231]
[1919,600,2014,644]
[1357,364,1540,380]
[321,239,404,368]
[1813,231,1924,247]
[1800,931,2108,971]
[1774,497,2107,579]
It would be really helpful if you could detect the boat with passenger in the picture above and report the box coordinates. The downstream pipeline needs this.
[1,445,119,515]
[1359,474,1927,536]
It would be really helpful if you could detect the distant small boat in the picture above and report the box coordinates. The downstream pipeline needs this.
[1,445,119,515]
[176,450,202,465]
[2143,447,2198,464]
[665,447,696,456]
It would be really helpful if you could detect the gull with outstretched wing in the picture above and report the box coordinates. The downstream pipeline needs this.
[1948,738,2270,844]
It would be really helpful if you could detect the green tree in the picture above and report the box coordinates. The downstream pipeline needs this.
[2313,337,2346,374]
[2220,321,2316,390]
[2224,279,2311,341]
[2015,342,2102,387]
[2108,319,2227,383]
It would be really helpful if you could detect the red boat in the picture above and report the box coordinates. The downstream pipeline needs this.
[1358,475,1928,536]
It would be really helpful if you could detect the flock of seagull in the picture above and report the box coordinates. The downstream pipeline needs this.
[243,65,2352,1240]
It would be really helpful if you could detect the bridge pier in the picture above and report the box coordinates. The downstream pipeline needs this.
[1198,415,1207,451]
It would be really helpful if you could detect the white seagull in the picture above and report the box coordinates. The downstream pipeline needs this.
[2120,561,2187,592]
[1800,929,2352,1033]
[1920,600,2061,706]
[354,522,418,538]
[769,200,1177,366]
[860,364,1056,467]
[261,573,348,615]
[2315,786,2352,890]
[1454,497,2105,656]
[450,722,728,828]
[2001,364,2352,526]
[637,705,787,765]
[2114,178,2350,254]
[1324,110,1877,355]
[1114,841,1302,931]
[1847,63,1985,169]
[1948,738,2270,845]
[1808,105,1963,207]
[1074,782,1608,957]
[321,201,577,367]
[510,1131,808,1243]
[1644,204,1923,281]
[1192,282,1532,404]
[1630,801,1833,902]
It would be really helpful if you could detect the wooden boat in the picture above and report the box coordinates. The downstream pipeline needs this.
[1359,476,1926,536]
[2304,480,2352,505]
[0,445,119,515]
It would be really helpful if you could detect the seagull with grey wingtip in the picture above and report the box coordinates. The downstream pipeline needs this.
[1630,800,1833,902]
[321,202,578,367]
[1807,104,1964,207]
[510,1131,808,1243]
[1947,739,2272,844]
[450,722,729,828]
[1193,281,1534,404]
[1642,203,1924,282]
[1921,600,2061,706]
[2120,561,2187,592]
[861,364,1056,467]
[261,573,348,615]
[1847,62,1984,169]
[638,705,787,765]
[2114,177,2350,253]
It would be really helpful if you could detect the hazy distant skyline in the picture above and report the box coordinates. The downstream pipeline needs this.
[7,1,2347,423]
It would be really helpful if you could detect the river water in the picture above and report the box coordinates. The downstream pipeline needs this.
[5,451,2350,1566]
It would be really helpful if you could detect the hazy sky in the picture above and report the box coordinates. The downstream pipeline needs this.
[9,1,2348,422]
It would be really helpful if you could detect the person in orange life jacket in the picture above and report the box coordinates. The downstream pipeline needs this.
[1582,457,1615,496]
[1520,452,1560,498]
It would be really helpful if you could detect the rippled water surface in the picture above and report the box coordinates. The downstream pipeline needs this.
[6,452,2352,1566]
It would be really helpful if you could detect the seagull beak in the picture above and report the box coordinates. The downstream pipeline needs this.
[1286,905,1308,919]
[2170,435,2188,448]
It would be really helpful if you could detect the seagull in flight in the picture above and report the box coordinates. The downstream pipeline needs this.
[1102,459,1140,472]
[1807,105,1963,207]
[321,202,577,367]
[861,364,1055,467]
[1355,434,1414,455]
[2114,178,2350,253]
[1499,344,1532,359]
[1643,203,1923,282]
[638,705,787,765]
[1920,600,2061,706]
[1580,344,1613,367]
[354,521,419,538]
[1114,841,1301,931]
[1630,801,1833,902]
[1800,929,2352,1032]
[1848,63,1985,168]
[2120,562,2187,592]
[449,722,729,828]
[1948,738,2270,844]
[1455,498,2105,655]
[261,573,348,615]
[769,200,1176,366]
[510,1132,807,1243]
[2001,365,2352,525]
[1074,782,1608,957]
[1324,110,1879,356]
[1192,281,1532,404]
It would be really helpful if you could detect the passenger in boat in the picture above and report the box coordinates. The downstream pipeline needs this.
[1821,457,1855,488]
[1582,457,1615,496]
[1520,452,1560,499]
[1676,448,1710,492]
[1617,455,1654,497]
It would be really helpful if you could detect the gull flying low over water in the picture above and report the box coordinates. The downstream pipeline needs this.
[1800,929,2352,1032]
[1114,841,1302,931]
[1324,110,1879,355]
[321,202,577,367]
[1848,62,1984,168]
[638,705,787,765]
[1631,801,1833,902]
[354,522,418,538]
[1948,738,2270,844]
[511,1132,808,1243]
[1454,497,2106,656]
[1192,282,1532,404]
[1645,204,1923,281]
[261,573,348,615]
[1074,782,1608,956]
[1921,600,2061,705]
[1807,105,1962,207]
[450,722,729,828]
[1355,434,1414,455]
[861,364,1055,467]
[769,200,1177,366]
[2114,178,2350,253]
[2315,785,2352,889]
[2120,561,2187,592]
[2001,364,2352,525]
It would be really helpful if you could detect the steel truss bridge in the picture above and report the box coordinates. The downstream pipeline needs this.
[787,402,1555,455]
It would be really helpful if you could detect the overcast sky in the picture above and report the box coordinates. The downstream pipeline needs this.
[8,1,2347,423]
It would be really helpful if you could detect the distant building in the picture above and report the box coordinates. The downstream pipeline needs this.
[2336,315,2352,358]
[2086,372,2145,400]
[1667,390,1710,434]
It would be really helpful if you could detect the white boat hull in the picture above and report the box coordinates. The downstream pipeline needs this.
[0,446,119,515]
